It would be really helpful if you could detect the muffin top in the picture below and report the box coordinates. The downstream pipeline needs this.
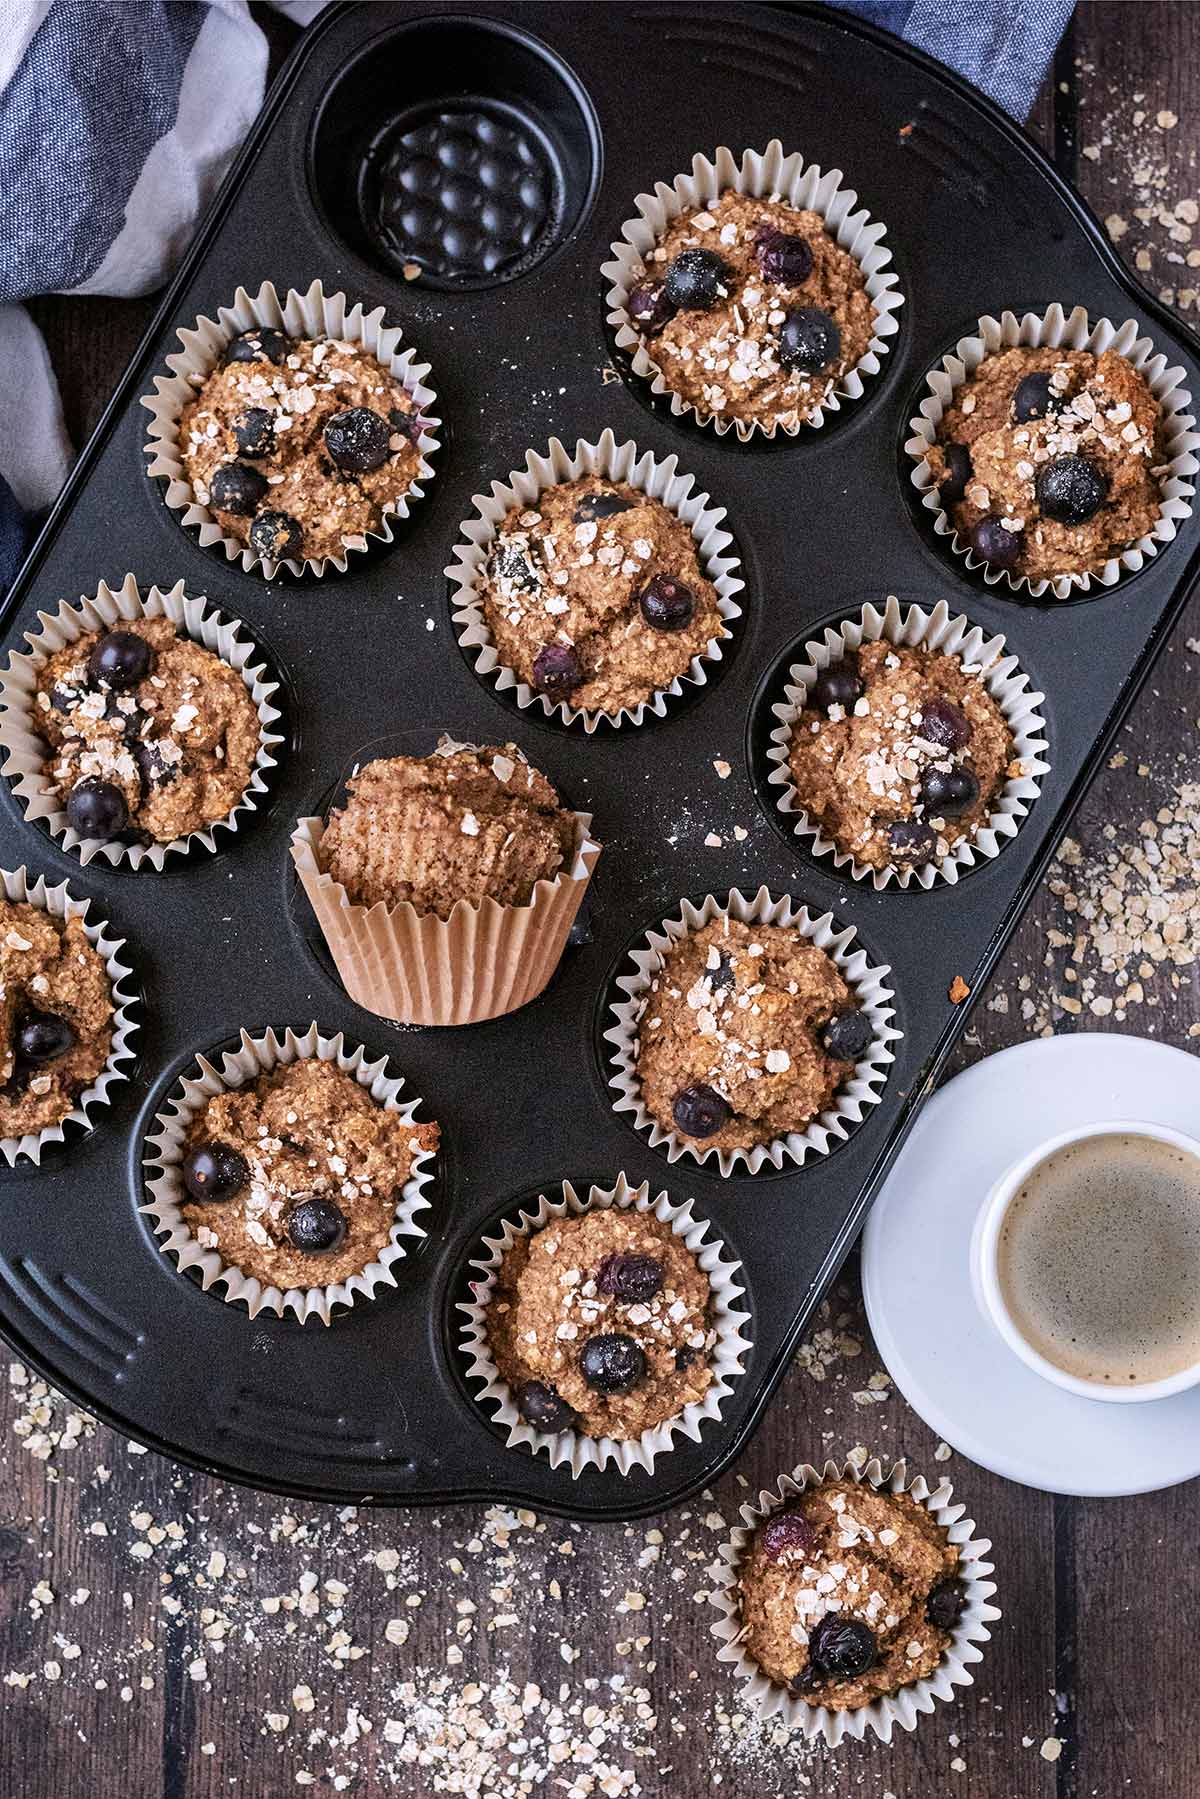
[628,190,876,428]
[35,617,262,848]
[479,475,726,715]
[927,345,1165,582]
[0,901,114,1139]
[738,1479,962,1709]
[787,641,1015,874]
[486,1206,715,1441]
[179,328,426,563]
[635,917,870,1154]
[318,739,578,917]
[180,1058,439,1291]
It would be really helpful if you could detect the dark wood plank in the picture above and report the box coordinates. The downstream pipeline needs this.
[3,5,1200,1794]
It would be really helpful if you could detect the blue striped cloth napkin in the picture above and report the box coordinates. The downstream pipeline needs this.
[0,0,1074,594]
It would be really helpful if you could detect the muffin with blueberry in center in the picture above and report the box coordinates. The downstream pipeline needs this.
[179,326,427,563]
[0,900,114,1139]
[479,475,726,715]
[179,1059,439,1291]
[926,345,1165,582]
[485,1206,716,1439]
[34,618,262,849]
[627,190,876,429]
[738,1478,964,1709]
[634,916,872,1154]
[787,640,1015,874]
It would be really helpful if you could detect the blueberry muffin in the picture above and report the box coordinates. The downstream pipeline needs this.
[486,1207,716,1439]
[787,641,1014,873]
[180,1059,439,1291]
[34,618,261,848]
[179,327,427,562]
[627,190,875,429]
[318,739,578,917]
[738,1479,963,1710]
[926,346,1165,582]
[479,475,725,714]
[0,901,113,1139]
[635,916,871,1154]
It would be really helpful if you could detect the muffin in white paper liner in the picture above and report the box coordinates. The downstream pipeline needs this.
[0,865,138,1166]
[0,573,284,871]
[445,429,744,731]
[456,1172,751,1478]
[602,140,904,440]
[604,886,898,1177]
[905,302,1198,599]
[141,1022,437,1326]
[707,1455,1000,1746]
[765,595,1050,892]
[141,278,441,578]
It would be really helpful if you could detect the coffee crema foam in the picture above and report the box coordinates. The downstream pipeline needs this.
[996,1133,1200,1386]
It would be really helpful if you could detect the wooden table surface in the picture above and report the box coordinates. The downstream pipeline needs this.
[4,6,1200,1795]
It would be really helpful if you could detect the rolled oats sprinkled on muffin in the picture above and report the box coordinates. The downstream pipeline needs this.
[486,1208,717,1441]
[479,476,726,715]
[629,191,876,429]
[180,329,427,563]
[927,345,1166,582]
[317,739,578,917]
[34,618,261,848]
[0,902,114,1139]
[635,917,869,1153]
[788,642,1015,873]
[179,1059,438,1292]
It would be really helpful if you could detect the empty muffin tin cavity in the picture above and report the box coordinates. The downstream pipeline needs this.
[310,18,601,290]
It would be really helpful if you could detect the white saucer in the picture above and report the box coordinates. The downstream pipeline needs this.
[861,1033,1200,1498]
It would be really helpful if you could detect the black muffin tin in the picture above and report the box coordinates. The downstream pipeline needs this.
[1,1,1197,1522]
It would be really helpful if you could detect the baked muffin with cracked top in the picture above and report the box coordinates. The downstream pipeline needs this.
[179,327,428,563]
[486,1206,716,1439]
[0,901,114,1139]
[34,618,262,848]
[926,345,1165,583]
[739,1478,963,1709]
[479,475,726,715]
[180,1059,439,1292]
[787,641,1015,874]
[627,191,876,430]
[318,739,578,917]
[635,916,871,1154]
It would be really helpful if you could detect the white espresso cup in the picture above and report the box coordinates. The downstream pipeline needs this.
[972,1119,1200,1404]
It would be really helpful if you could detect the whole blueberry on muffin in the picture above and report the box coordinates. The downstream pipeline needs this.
[479,476,726,715]
[34,618,262,847]
[485,1207,716,1440]
[787,641,1015,873]
[635,916,871,1153]
[0,901,114,1139]
[317,739,579,917]
[926,346,1165,582]
[180,1059,439,1291]
[179,328,428,562]
[739,1478,964,1709]
[627,190,876,429]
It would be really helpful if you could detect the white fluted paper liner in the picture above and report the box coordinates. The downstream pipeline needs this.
[707,1455,1000,1746]
[0,865,138,1166]
[602,140,904,440]
[445,429,744,730]
[905,303,1198,599]
[0,574,284,871]
[290,802,600,1027]
[141,1022,436,1325]
[141,279,441,578]
[604,886,898,1177]
[457,1172,751,1477]
[766,596,1050,891]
